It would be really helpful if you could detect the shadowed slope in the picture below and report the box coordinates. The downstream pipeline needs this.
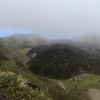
[27,44,100,79]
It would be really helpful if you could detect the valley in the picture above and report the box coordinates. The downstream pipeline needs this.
[1,33,100,100]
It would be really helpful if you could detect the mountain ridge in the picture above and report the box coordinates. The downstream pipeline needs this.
[0,33,48,54]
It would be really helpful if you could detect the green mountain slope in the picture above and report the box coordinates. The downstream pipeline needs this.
[0,51,10,66]
[72,33,100,56]
[27,43,100,79]
[0,51,9,61]
[2,34,100,100]
[0,33,47,54]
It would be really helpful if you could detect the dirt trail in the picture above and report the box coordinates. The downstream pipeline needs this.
[87,88,100,100]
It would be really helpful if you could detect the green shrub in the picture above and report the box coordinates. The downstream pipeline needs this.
[0,71,53,100]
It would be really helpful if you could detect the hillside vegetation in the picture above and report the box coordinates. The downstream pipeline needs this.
[0,51,10,67]
[0,34,47,54]
[0,70,53,100]
[27,43,100,79]
[1,34,100,100]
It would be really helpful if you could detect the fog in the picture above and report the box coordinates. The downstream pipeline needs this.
[0,0,100,38]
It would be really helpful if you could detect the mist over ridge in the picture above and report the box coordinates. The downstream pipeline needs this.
[1,0,100,38]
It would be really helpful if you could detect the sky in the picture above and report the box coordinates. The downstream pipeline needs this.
[0,0,100,39]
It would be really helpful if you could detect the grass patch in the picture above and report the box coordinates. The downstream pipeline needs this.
[6,48,31,63]
[0,70,53,100]
[63,74,100,89]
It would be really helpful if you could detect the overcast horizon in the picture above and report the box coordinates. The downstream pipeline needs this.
[0,0,100,38]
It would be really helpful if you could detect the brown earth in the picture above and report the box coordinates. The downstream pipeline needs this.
[78,89,91,100]
[87,88,100,100]
[78,88,100,100]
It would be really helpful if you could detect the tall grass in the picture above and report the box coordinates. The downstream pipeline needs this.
[0,70,53,100]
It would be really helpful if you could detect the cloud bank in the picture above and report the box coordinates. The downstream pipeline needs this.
[0,0,100,38]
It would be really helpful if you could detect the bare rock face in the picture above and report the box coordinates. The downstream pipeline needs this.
[58,81,66,90]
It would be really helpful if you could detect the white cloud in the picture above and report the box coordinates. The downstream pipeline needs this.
[0,0,100,37]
